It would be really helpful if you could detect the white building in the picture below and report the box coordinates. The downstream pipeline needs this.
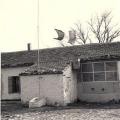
[1,42,120,105]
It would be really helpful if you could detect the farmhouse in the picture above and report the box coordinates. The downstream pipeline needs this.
[1,42,120,106]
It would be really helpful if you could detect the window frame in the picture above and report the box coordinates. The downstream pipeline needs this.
[79,61,118,82]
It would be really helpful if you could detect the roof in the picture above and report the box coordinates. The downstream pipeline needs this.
[2,42,120,70]
[20,61,70,75]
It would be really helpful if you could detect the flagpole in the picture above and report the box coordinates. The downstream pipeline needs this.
[37,0,39,70]
[37,0,41,99]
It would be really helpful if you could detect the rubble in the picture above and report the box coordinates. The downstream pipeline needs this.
[1,105,120,120]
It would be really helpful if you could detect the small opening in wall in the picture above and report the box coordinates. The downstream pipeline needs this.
[101,88,105,91]
[91,88,95,91]
[66,77,71,78]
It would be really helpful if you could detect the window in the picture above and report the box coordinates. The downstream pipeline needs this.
[106,62,117,71]
[94,72,105,81]
[82,73,93,82]
[93,63,104,71]
[8,76,20,93]
[82,63,92,72]
[106,62,118,81]
[106,72,118,81]
[79,61,118,82]
[81,63,93,82]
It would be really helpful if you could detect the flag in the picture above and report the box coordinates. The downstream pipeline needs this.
[68,30,76,45]
[54,29,65,40]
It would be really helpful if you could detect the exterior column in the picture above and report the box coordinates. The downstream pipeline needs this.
[117,61,120,81]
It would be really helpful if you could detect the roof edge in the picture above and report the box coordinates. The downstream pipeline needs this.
[2,41,120,54]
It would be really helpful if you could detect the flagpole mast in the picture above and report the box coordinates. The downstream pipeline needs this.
[37,0,39,70]
[37,0,41,99]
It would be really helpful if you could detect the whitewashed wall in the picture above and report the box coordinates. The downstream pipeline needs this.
[118,61,120,81]
[77,61,120,103]
[63,64,77,104]
[39,74,64,105]
[20,75,39,103]
[20,64,78,106]
[117,61,120,99]
[1,67,27,100]
[20,74,65,105]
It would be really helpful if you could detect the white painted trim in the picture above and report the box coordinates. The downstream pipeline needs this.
[81,71,117,73]
[81,60,118,64]
[80,81,120,83]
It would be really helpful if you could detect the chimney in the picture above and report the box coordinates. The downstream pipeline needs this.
[27,43,31,51]
[68,30,76,44]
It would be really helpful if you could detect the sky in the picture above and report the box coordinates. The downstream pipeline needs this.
[0,0,120,52]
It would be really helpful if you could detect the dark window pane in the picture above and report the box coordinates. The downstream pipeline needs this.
[94,62,104,72]
[8,76,20,94]
[106,62,117,71]
[106,72,118,81]
[82,63,93,72]
[8,77,13,93]
[94,72,105,81]
[82,73,93,82]
[12,79,17,92]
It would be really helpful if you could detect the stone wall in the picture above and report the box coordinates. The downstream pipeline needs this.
[63,64,77,104]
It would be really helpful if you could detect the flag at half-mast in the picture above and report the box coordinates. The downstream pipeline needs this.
[68,30,76,45]
[54,29,65,40]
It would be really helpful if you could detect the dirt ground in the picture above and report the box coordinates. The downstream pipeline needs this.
[1,102,120,120]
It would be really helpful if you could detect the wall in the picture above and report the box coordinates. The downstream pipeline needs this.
[77,61,120,103]
[21,64,78,106]
[78,81,120,102]
[20,75,39,103]
[20,74,65,105]
[63,64,77,104]
[1,67,27,100]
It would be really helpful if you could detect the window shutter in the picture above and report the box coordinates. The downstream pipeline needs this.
[8,77,13,93]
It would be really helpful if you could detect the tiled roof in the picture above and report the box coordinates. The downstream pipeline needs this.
[20,61,70,75]
[2,42,120,69]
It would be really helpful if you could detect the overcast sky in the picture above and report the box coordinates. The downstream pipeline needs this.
[0,0,120,52]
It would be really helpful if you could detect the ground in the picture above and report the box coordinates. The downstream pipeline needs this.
[1,101,120,120]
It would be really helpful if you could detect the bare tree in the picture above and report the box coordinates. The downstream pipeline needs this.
[72,23,90,44]
[88,12,120,43]
[55,12,120,46]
